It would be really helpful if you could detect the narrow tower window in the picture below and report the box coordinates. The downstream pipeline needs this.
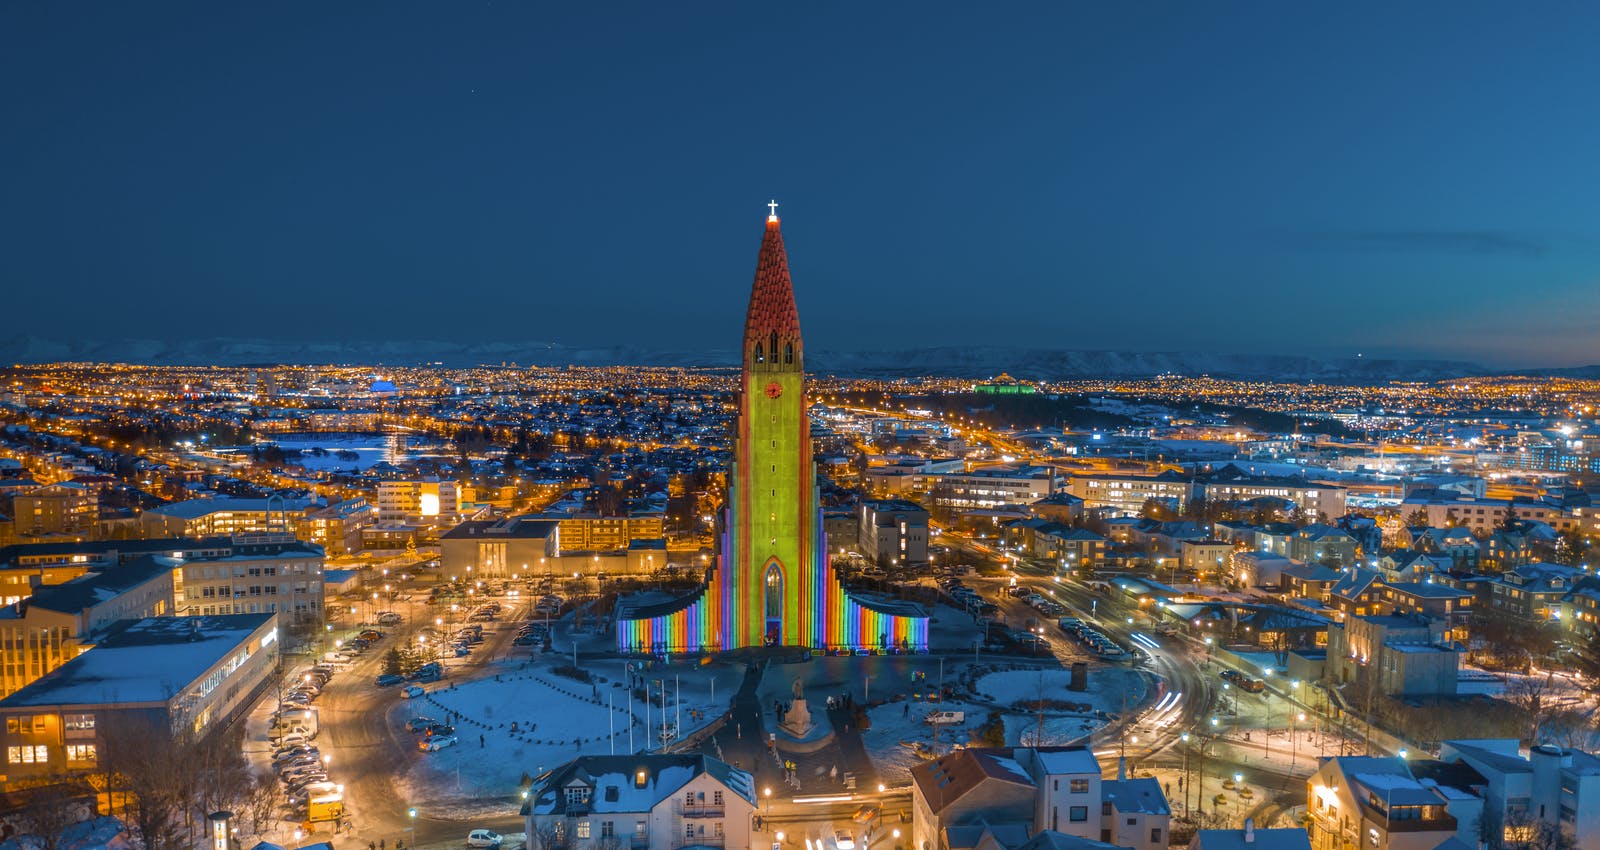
[785,343,793,364]
[769,332,778,361]
[754,343,764,363]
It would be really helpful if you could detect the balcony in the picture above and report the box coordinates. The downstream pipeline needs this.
[677,802,725,818]
[674,836,725,849]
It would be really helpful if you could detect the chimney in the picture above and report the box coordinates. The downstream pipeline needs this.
[1244,818,1255,843]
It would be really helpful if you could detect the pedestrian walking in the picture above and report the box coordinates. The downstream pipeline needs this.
[480,733,486,747]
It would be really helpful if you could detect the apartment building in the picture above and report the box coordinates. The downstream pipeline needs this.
[911,746,1170,850]
[173,533,325,624]
[1439,739,1600,850]
[377,478,460,525]
[12,482,99,542]
[294,498,373,556]
[521,754,756,850]
[1325,614,1461,698]
[857,499,930,566]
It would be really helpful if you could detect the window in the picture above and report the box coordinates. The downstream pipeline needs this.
[564,786,590,806]
[577,821,590,839]
[713,790,723,806]
[1069,806,1088,823]
[64,714,95,733]
[7,745,47,764]
[1070,778,1089,794]
[1152,829,1162,844]
[66,744,95,764]
[1102,802,1112,816]
[1126,818,1137,826]
[635,822,647,839]
[601,822,615,839]
[1369,829,1380,847]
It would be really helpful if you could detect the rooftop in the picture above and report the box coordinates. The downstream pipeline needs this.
[0,613,275,708]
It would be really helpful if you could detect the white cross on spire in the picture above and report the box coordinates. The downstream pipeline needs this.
[767,199,779,220]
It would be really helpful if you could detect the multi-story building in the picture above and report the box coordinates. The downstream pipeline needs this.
[1482,562,1583,624]
[141,497,311,538]
[0,613,278,783]
[931,466,1059,510]
[1069,472,1192,515]
[0,556,176,699]
[294,498,373,556]
[440,516,557,579]
[521,753,756,850]
[911,746,1170,850]
[553,513,665,554]
[173,533,325,625]
[377,478,460,526]
[1290,525,1361,567]
[12,483,99,542]
[1070,467,1347,519]
[857,499,930,566]
[1306,755,1469,850]
[1325,614,1460,697]
[1439,739,1600,850]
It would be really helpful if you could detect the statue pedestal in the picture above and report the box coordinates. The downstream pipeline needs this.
[778,698,815,738]
[774,693,835,753]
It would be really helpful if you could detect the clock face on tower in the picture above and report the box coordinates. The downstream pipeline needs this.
[764,382,783,399]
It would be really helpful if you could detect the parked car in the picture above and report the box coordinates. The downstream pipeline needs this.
[420,734,459,752]
[835,830,856,850]
[376,674,404,687]
[425,723,456,737]
[1238,678,1266,693]
[405,716,438,732]
[467,830,503,848]
[400,685,425,699]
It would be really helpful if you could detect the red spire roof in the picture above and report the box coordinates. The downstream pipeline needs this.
[743,216,801,348]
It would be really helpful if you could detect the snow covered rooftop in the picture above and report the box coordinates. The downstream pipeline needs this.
[0,613,274,708]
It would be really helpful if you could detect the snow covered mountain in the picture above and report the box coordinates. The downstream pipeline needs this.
[0,334,1564,382]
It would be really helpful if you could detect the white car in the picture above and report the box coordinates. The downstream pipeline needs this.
[420,734,458,752]
[400,685,425,699]
[834,831,855,850]
[467,829,502,848]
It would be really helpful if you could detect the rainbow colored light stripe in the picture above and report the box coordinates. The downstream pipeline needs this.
[616,514,928,653]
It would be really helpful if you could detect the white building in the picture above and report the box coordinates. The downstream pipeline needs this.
[911,746,1170,850]
[522,754,756,850]
[377,478,460,525]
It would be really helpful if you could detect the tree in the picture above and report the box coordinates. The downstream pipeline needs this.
[1572,627,1600,686]
[973,710,1006,747]
[102,716,188,850]
[1504,672,1559,745]
[1404,508,1429,528]
[383,647,406,676]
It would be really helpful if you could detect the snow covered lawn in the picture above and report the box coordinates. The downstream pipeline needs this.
[394,655,741,817]
[861,663,1152,784]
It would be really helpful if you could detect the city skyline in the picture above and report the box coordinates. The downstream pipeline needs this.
[7,4,1600,367]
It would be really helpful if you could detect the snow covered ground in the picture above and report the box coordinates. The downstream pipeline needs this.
[861,663,1152,784]
[394,653,742,818]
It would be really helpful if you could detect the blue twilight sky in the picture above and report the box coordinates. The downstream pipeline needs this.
[5,3,1600,367]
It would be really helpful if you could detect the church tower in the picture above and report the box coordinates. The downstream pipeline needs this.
[613,204,928,654]
[728,203,816,646]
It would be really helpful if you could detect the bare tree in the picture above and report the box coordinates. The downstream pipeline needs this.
[1504,672,1558,745]
[101,715,188,850]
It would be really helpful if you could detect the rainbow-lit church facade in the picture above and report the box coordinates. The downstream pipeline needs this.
[616,208,928,653]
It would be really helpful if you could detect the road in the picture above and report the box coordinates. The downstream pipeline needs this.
[936,530,1340,828]
[262,582,533,848]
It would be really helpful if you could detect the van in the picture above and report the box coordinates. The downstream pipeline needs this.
[924,710,966,725]
[307,792,345,822]
[274,708,319,736]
